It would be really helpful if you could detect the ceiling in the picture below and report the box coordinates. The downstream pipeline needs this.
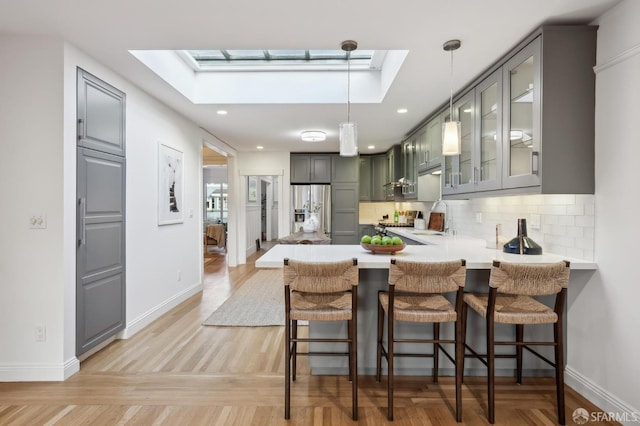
[0,0,619,155]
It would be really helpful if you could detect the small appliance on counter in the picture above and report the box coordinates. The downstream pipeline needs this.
[413,211,426,229]
[503,218,542,255]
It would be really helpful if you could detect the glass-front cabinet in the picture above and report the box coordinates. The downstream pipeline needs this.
[417,116,441,173]
[502,37,541,189]
[442,90,475,195]
[475,69,502,192]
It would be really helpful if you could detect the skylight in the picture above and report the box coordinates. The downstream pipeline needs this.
[180,49,379,71]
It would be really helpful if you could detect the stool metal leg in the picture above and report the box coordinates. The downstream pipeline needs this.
[285,317,291,419]
[292,320,298,381]
[516,324,524,384]
[487,313,495,424]
[555,317,566,425]
[376,295,384,382]
[433,322,440,383]
[387,303,395,421]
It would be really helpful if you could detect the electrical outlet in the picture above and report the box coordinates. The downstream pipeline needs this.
[530,213,541,230]
[177,270,182,282]
[35,325,46,342]
[29,214,47,229]
[475,212,482,223]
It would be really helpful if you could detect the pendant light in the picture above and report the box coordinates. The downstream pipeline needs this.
[339,40,358,157]
[442,39,461,156]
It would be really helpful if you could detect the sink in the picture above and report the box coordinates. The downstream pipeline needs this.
[412,231,443,236]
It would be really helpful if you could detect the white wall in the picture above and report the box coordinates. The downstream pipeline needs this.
[0,36,205,381]
[0,36,66,380]
[563,0,640,417]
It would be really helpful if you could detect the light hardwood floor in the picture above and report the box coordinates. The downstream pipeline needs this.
[0,246,616,425]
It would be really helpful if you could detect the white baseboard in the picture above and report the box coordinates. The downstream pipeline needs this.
[0,356,79,382]
[565,366,639,421]
[117,282,202,339]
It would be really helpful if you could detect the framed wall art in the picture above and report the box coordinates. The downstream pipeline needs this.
[247,176,258,203]
[158,142,184,225]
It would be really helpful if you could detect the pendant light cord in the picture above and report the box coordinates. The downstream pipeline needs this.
[449,48,454,120]
[347,50,351,123]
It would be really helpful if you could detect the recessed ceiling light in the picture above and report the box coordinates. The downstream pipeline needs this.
[367,145,375,150]
[216,110,228,115]
[397,108,408,114]
[431,170,442,175]
[301,130,326,142]
[256,145,264,150]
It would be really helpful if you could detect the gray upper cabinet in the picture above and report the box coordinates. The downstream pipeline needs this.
[331,154,359,183]
[77,69,126,156]
[359,156,372,201]
[371,155,388,201]
[443,69,503,195]
[401,138,417,198]
[290,154,331,183]
[359,154,388,201]
[417,116,442,174]
[502,27,596,194]
[437,25,596,198]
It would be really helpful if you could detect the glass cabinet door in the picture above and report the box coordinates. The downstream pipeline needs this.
[475,69,502,191]
[425,115,441,169]
[452,90,475,193]
[503,36,541,189]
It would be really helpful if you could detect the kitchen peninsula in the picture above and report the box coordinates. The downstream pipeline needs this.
[256,236,596,376]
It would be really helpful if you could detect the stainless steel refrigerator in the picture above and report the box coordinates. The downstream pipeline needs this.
[291,185,331,236]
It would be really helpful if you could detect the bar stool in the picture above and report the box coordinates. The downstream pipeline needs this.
[462,260,570,424]
[283,258,359,420]
[376,258,467,421]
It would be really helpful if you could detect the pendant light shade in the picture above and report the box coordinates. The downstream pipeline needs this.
[442,39,461,156]
[339,122,358,156]
[339,40,358,157]
[442,120,461,155]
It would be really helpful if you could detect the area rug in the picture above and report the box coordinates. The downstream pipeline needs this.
[203,269,293,326]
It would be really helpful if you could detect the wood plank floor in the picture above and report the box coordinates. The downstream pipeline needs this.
[0,246,616,425]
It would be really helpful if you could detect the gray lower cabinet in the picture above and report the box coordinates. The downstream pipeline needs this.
[358,224,375,238]
[331,183,359,244]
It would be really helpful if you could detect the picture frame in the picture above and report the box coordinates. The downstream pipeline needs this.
[247,176,258,203]
[158,142,184,225]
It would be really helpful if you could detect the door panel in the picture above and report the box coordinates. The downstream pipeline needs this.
[77,69,126,156]
[77,148,126,355]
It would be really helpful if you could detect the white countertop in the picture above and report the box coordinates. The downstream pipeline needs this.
[255,234,597,270]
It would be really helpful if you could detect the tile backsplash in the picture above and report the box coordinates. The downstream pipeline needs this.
[446,194,595,261]
[359,194,595,260]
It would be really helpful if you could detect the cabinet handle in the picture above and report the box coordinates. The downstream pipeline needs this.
[77,118,84,141]
[473,167,478,184]
[78,197,86,246]
[532,151,539,175]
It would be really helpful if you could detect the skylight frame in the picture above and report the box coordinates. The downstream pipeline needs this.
[178,49,382,72]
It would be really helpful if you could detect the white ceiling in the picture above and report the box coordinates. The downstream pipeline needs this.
[0,0,619,155]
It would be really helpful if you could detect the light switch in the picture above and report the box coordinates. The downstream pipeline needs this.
[29,214,47,229]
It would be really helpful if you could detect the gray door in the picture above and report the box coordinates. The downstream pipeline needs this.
[76,69,126,356]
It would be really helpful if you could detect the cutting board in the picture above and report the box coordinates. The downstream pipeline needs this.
[427,212,445,232]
